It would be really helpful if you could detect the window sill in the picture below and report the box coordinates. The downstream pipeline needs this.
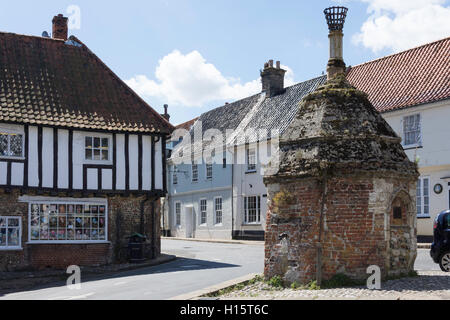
[417,215,431,219]
[83,160,113,166]
[245,170,257,175]
[0,247,23,251]
[242,223,262,226]
[0,156,25,161]
[403,145,423,151]
[26,241,111,245]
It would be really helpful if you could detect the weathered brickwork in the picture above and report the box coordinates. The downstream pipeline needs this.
[264,177,417,284]
[0,189,161,271]
[264,74,419,285]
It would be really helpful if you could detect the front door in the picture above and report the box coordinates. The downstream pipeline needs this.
[185,206,195,238]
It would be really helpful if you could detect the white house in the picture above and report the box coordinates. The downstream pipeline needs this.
[167,37,449,241]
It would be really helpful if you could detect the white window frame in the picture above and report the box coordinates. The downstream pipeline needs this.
[0,128,25,160]
[83,133,112,164]
[246,147,257,172]
[214,197,223,225]
[199,199,207,226]
[417,177,430,218]
[175,201,181,227]
[403,114,422,148]
[206,161,213,180]
[173,166,178,185]
[244,195,261,225]
[192,163,199,182]
[0,216,22,250]
[27,200,109,244]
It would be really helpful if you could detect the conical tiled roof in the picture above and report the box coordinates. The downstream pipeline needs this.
[264,74,419,181]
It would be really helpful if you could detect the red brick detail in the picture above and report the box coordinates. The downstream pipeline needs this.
[29,244,111,270]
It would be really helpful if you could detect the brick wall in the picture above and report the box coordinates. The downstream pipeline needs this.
[264,176,417,285]
[0,190,162,271]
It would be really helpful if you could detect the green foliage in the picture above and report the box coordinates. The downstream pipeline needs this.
[267,275,284,288]
[307,280,321,290]
[290,281,300,290]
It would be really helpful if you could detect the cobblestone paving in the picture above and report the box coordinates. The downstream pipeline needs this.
[220,271,450,300]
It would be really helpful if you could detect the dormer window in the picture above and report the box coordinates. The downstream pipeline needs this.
[0,131,24,159]
[85,136,109,161]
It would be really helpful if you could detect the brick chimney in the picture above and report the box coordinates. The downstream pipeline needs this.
[161,104,170,122]
[261,60,286,97]
[52,14,68,41]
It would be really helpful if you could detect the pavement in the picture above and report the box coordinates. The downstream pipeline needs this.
[217,270,450,300]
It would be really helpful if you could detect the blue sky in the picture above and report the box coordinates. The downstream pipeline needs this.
[1,0,449,125]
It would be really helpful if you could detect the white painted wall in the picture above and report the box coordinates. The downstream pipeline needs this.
[382,99,450,236]
[129,134,139,190]
[42,128,54,188]
[57,129,69,189]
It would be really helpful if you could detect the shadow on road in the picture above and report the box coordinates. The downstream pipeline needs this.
[0,257,240,298]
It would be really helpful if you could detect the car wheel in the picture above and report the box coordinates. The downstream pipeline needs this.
[439,252,450,272]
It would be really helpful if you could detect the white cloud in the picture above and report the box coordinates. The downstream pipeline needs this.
[126,50,295,107]
[352,0,450,53]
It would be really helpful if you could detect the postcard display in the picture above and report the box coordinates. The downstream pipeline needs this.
[30,203,106,242]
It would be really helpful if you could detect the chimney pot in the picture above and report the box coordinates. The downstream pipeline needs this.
[276,61,281,69]
[52,14,69,41]
[161,104,170,122]
[269,60,274,68]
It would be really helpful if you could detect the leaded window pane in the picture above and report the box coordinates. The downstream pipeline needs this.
[0,134,7,156]
[10,134,23,157]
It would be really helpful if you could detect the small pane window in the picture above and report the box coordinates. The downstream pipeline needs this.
[0,217,21,249]
[200,199,207,225]
[192,163,198,182]
[244,196,261,224]
[247,148,256,172]
[417,177,430,217]
[173,166,178,185]
[206,161,213,180]
[85,136,109,161]
[0,131,24,158]
[403,114,421,146]
[215,198,223,225]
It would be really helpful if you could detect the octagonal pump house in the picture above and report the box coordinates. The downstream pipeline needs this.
[263,7,419,285]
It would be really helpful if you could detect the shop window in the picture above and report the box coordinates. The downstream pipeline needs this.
[29,202,107,242]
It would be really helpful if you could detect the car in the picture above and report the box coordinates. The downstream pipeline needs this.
[430,210,450,272]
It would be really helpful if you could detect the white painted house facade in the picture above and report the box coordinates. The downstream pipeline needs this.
[167,37,449,241]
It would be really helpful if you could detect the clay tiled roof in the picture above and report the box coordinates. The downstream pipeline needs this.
[347,36,450,113]
[175,117,199,131]
[0,32,174,134]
